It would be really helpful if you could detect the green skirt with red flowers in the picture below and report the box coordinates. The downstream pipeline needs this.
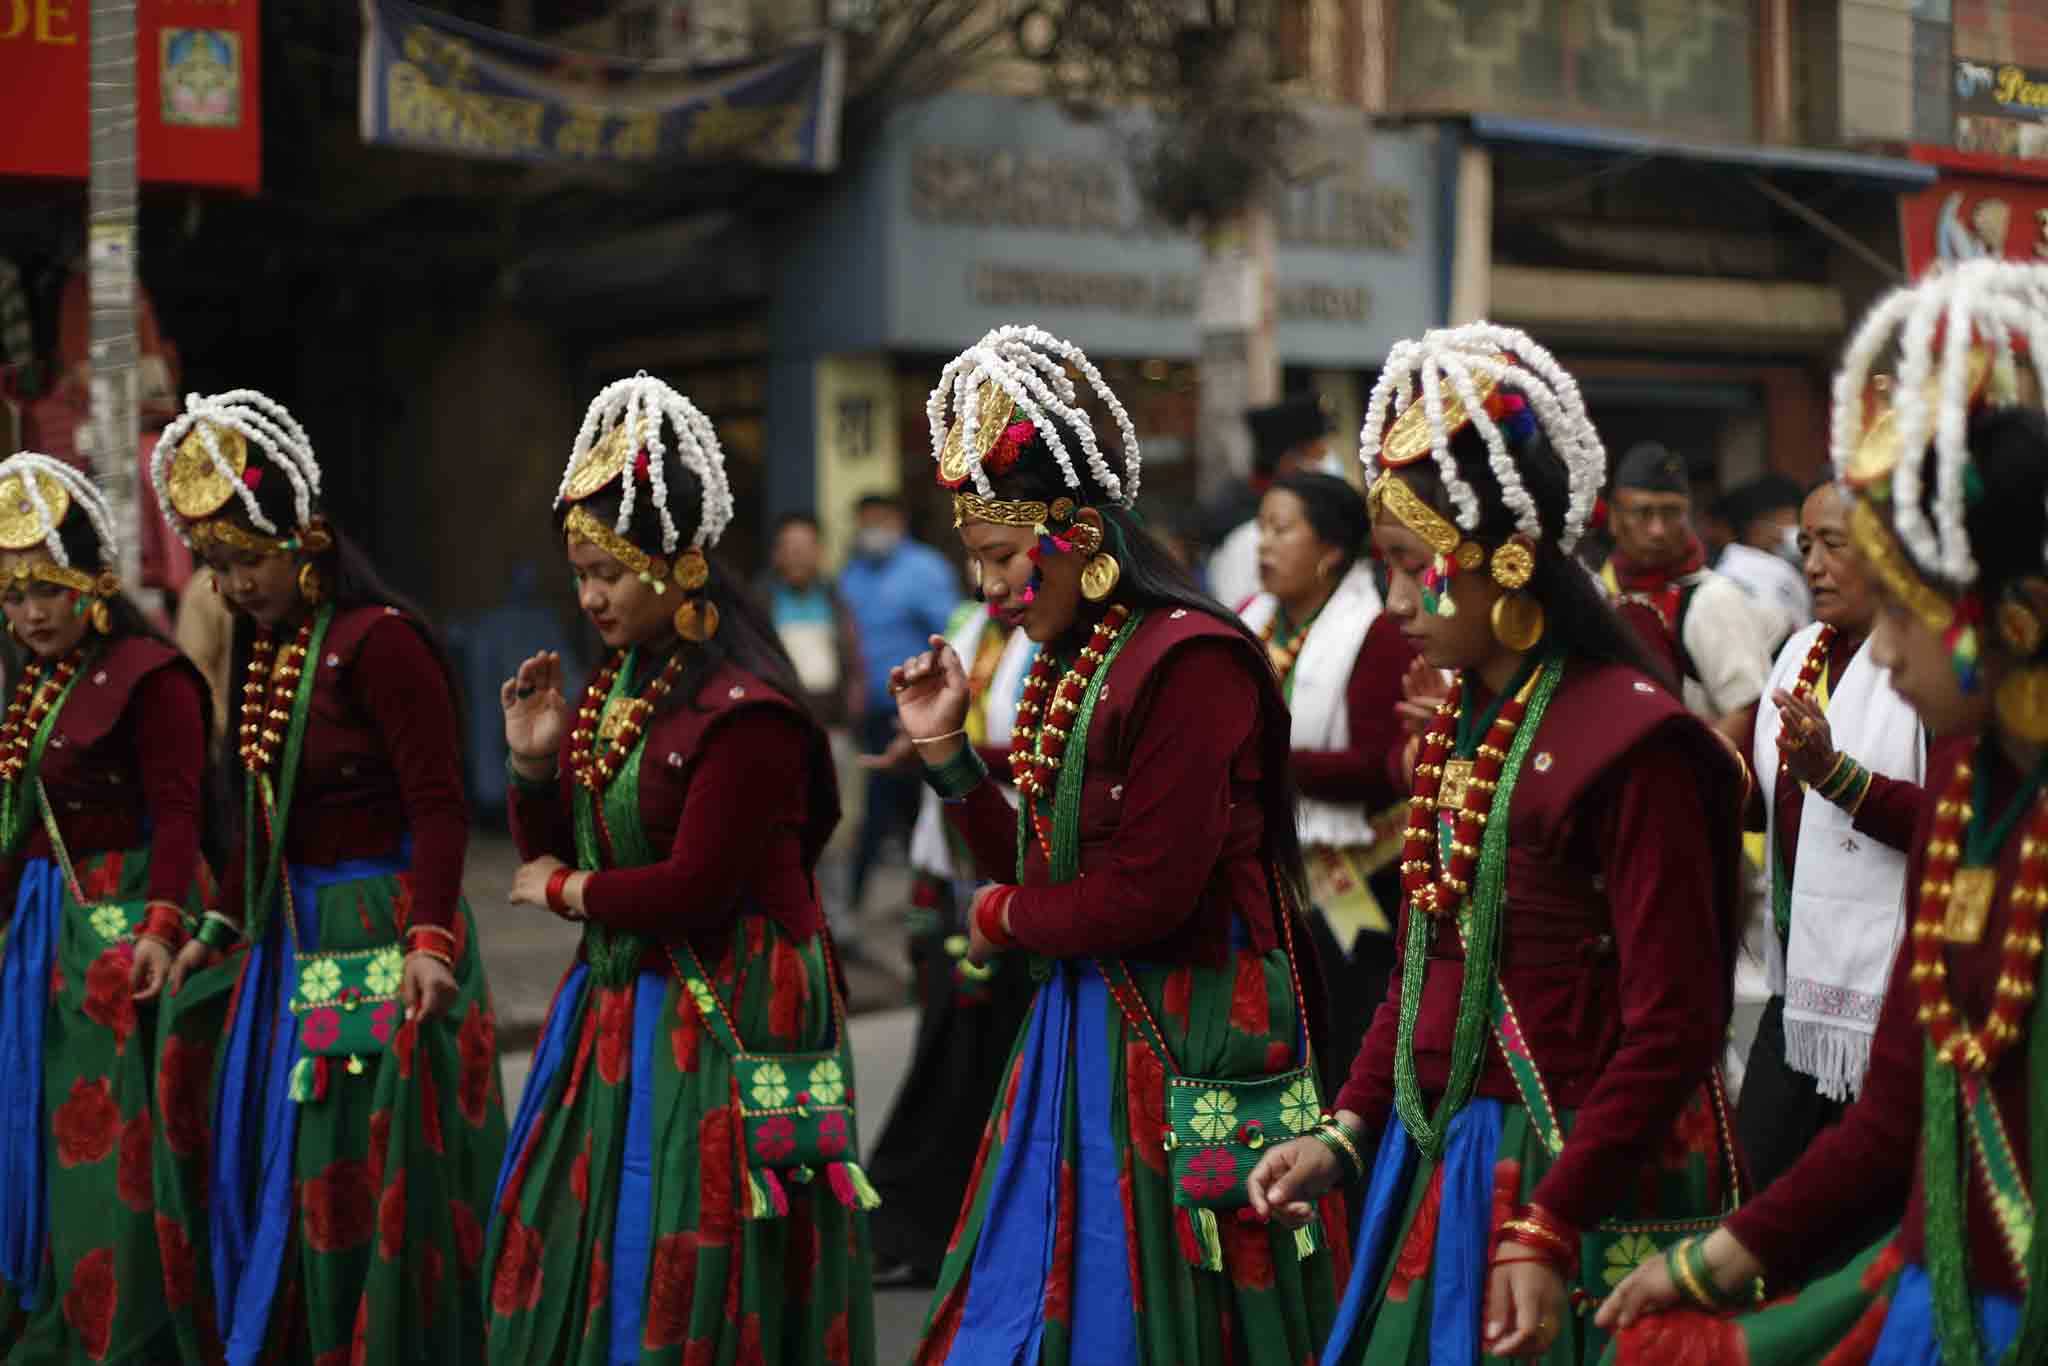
[1323,1088,1733,1366]
[0,847,209,1365]
[914,950,1349,1365]
[483,918,876,1365]
[151,852,505,1366]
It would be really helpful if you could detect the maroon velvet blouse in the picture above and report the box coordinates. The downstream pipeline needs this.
[1726,733,2033,1298]
[509,659,832,954]
[7,636,206,907]
[1333,661,1747,1233]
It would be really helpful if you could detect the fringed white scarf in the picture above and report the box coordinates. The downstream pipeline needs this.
[1754,623,1925,1101]
[1239,561,1384,848]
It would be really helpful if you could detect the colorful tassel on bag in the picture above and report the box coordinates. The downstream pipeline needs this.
[1293,1220,1320,1262]
[287,1056,329,1105]
[1174,1207,1225,1273]
[745,1169,790,1220]
[824,1162,882,1212]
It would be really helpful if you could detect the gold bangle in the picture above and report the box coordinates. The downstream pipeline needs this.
[910,728,968,746]
[1316,1120,1366,1177]
[405,946,455,969]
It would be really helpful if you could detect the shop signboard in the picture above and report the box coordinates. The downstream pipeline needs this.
[0,0,261,189]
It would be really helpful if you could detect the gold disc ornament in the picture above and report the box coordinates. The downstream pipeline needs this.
[1490,592,1545,652]
[166,422,250,521]
[938,380,1018,487]
[0,471,71,551]
[562,420,640,502]
[672,547,709,592]
[1079,553,1122,602]
[1489,539,1536,590]
[1378,365,1502,468]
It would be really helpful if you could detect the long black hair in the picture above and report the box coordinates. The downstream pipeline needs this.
[1907,407,2048,619]
[557,457,840,864]
[981,417,1313,909]
[1390,422,1679,692]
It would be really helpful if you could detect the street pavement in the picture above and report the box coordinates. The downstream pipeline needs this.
[469,828,935,1360]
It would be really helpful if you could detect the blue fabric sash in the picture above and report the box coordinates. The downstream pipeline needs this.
[609,971,665,1365]
[490,961,588,1223]
[952,963,1136,1363]
[1322,1099,1504,1366]
[211,846,409,1366]
[0,860,63,1309]
[1871,1263,2019,1364]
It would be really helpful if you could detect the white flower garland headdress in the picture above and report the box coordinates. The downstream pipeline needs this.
[0,452,120,569]
[1360,323,1605,553]
[556,372,734,553]
[1831,259,2048,584]
[927,324,1141,506]
[150,389,320,546]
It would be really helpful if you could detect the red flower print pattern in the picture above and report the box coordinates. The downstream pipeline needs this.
[82,949,136,1054]
[586,1245,609,1326]
[117,1109,152,1211]
[816,1111,849,1158]
[1223,1214,1276,1291]
[52,1077,120,1168]
[450,1199,484,1275]
[571,1136,592,1209]
[1124,1041,1168,1175]
[1043,1160,1076,1324]
[300,1159,377,1253]
[62,1246,117,1360]
[752,1116,796,1164]
[458,1001,495,1128]
[596,988,632,1088]
[300,1009,342,1052]
[642,1231,700,1348]
[393,1017,418,1080]
[826,1311,850,1366]
[1228,953,1270,1037]
[156,1214,196,1311]
[1661,1090,1720,1170]
[768,937,807,1042]
[671,990,703,1074]
[158,1035,211,1157]
[378,1172,407,1260]
[1614,1309,1751,1366]
[696,1107,736,1246]
[490,1215,545,1316]
[1386,1164,1445,1303]
[368,1108,392,1186]
[1179,1147,1237,1203]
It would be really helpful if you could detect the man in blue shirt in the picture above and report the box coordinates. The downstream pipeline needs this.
[838,493,962,918]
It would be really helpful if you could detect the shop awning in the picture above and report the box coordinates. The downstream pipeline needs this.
[1469,115,1937,191]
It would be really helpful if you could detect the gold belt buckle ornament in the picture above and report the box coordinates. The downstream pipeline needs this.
[1944,867,1996,944]
[1438,759,1474,813]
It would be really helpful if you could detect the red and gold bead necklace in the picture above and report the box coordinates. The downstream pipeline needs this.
[1910,758,2048,1072]
[239,619,314,775]
[569,649,684,790]
[0,651,82,783]
[1397,670,1542,917]
[1260,612,1313,683]
[1010,603,1129,861]
[1776,625,1835,769]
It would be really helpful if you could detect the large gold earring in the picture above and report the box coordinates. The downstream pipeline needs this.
[674,597,720,642]
[89,598,112,635]
[1491,592,1545,651]
[1997,666,2048,743]
[1080,554,1121,602]
[297,562,324,606]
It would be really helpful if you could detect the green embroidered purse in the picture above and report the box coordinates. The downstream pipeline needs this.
[36,782,157,946]
[290,943,406,1059]
[666,937,881,1220]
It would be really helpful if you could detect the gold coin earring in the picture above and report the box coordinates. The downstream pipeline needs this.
[1488,537,1543,651]
[297,561,325,606]
[1069,520,1120,603]
[89,598,112,635]
[674,596,720,643]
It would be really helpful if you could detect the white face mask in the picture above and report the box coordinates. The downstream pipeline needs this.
[855,527,902,559]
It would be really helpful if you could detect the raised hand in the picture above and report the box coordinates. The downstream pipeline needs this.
[502,651,568,775]
[889,636,971,759]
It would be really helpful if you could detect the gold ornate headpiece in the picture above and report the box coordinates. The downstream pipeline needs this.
[1847,495,1954,633]
[1367,469,1536,595]
[164,422,249,522]
[952,492,1077,532]
[1379,367,1501,470]
[0,454,125,632]
[563,503,709,593]
[0,469,72,553]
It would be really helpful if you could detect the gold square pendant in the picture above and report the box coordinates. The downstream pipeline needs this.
[1943,867,1997,944]
[1439,759,1474,813]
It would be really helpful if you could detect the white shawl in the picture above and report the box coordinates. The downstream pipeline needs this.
[1238,561,1384,847]
[1754,623,1926,1101]
[908,616,1034,879]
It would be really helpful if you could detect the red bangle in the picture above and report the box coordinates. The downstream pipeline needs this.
[140,904,188,950]
[545,866,575,916]
[975,887,1014,949]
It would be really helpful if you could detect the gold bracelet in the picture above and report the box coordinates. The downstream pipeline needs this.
[1314,1119,1366,1178]
[910,728,968,746]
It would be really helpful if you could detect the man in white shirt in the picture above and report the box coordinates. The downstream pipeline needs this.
[1713,474,1812,652]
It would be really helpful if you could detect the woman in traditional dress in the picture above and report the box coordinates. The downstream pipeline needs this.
[488,374,872,1365]
[0,454,213,1363]
[889,324,1346,1364]
[1245,323,1749,1364]
[1738,477,1926,1204]
[147,389,505,1366]
[1597,258,2048,1365]
[865,605,1038,1289]
[1241,470,1418,1088]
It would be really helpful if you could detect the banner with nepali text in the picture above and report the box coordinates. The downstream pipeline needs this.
[357,0,843,172]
